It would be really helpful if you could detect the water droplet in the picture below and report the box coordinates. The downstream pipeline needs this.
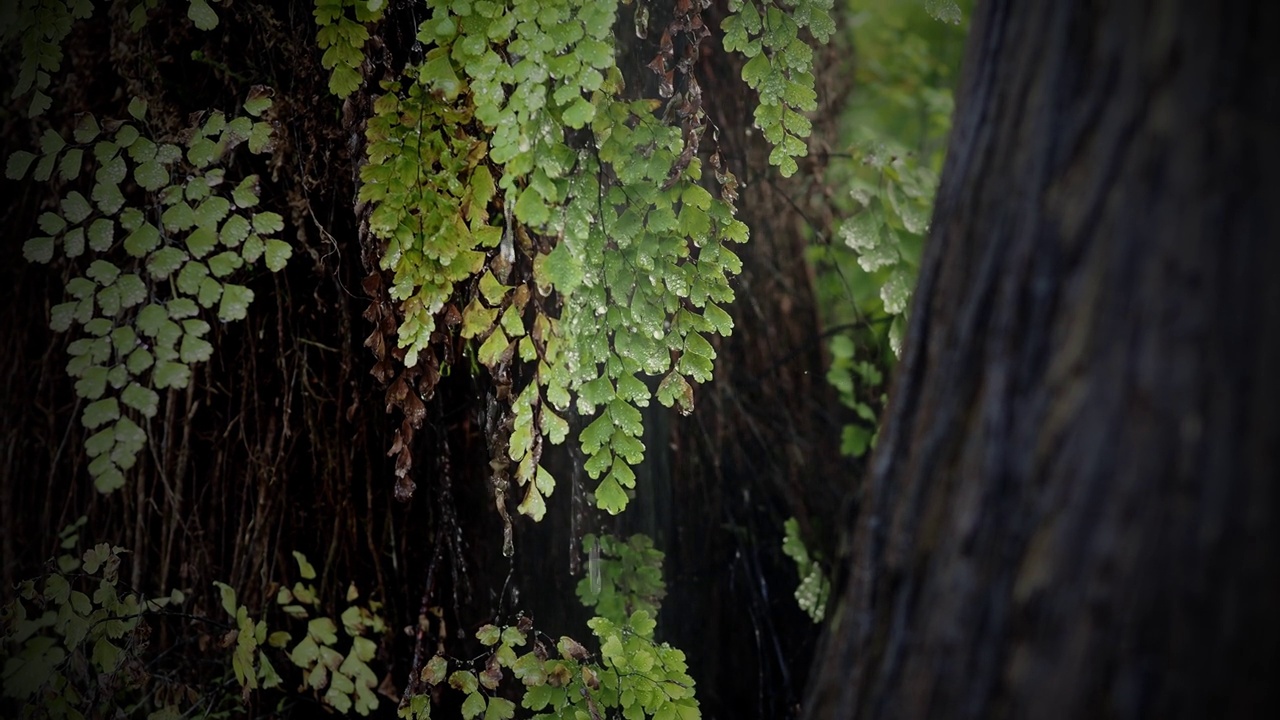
[589,542,601,595]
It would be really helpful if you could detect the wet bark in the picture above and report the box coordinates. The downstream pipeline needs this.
[805,2,1280,718]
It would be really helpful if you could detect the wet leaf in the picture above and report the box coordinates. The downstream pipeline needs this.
[218,284,254,321]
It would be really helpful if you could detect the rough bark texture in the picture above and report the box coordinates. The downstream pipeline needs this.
[806,1,1280,718]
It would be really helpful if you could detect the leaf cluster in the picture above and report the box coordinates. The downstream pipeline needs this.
[780,518,830,623]
[722,0,834,176]
[361,0,758,517]
[0,518,189,719]
[811,1,967,476]
[576,534,666,624]
[7,89,288,493]
[215,551,388,716]
[825,333,883,457]
[314,0,386,97]
[402,534,695,720]
[1,0,92,118]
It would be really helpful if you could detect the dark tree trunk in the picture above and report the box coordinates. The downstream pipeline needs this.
[806,2,1280,718]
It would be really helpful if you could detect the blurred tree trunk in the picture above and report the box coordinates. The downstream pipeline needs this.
[805,2,1280,718]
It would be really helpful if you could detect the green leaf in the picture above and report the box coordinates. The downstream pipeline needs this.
[198,276,223,307]
[925,0,963,24]
[6,150,36,179]
[244,86,273,117]
[213,581,238,616]
[517,484,546,521]
[40,130,65,157]
[422,654,448,685]
[880,265,913,315]
[741,53,770,88]
[240,234,265,263]
[63,227,83,257]
[264,239,292,271]
[449,670,479,695]
[57,193,91,226]
[111,326,138,355]
[514,186,550,226]
[476,624,501,646]
[292,550,317,579]
[121,383,159,417]
[50,302,77,331]
[23,236,54,264]
[168,298,200,319]
[75,365,109,399]
[88,218,114,251]
[629,610,657,639]
[73,115,99,144]
[469,166,496,215]
[479,271,509,305]
[82,397,120,429]
[249,121,273,153]
[232,175,260,207]
[541,241,582,293]
[220,213,251,247]
[540,407,568,444]
[134,161,169,191]
[329,64,363,98]
[477,326,510,367]
[561,96,595,129]
[595,474,629,514]
[136,304,169,335]
[253,211,284,235]
[31,149,57,182]
[59,148,84,180]
[114,273,147,308]
[87,259,121,286]
[420,49,462,100]
[119,207,145,231]
[195,196,232,229]
[208,250,244,277]
[180,333,214,363]
[461,299,498,339]
[186,225,219,258]
[162,202,196,232]
[115,124,140,149]
[218,283,253,319]
[147,247,188,279]
[92,179,125,212]
[308,617,338,645]
[461,692,486,720]
[188,0,219,30]
[484,697,515,720]
[290,635,320,667]
[124,222,161,257]
[128,96,148,120]
[153,360,191,390]
[187,137,220,168]
[86,426,115,457]
[38,212,66,235]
